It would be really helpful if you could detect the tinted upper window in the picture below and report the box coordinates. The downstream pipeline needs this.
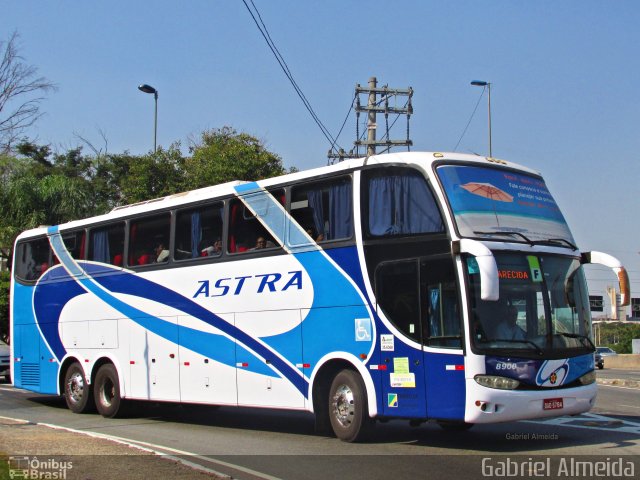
[228,190,284,254]
[89,223,125,267]
[290,176,353,244]
[129,214,170,265]
[15,238,51,281]
[366,168,443,237]
[175,203,224,260]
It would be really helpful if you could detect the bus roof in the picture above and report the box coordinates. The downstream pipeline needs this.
[15,151,539,241]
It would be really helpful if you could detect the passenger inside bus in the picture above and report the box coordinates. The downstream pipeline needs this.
[252,236,267,250]
[201,238,222,256]
[154,242,169,263]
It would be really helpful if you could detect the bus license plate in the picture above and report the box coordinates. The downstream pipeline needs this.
[543,398,563,410]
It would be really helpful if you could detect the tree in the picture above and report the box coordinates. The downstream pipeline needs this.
[0,32,56,152]
[0,144,94,262]
[184,126,293,190]
[598,322,640,354]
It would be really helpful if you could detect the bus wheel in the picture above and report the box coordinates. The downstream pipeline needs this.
[328,369,372,442]
[64,363,94,413]
[437,420,474,431]
[94,364,122,418]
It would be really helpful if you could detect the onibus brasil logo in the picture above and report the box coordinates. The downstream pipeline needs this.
[7,456,73,479]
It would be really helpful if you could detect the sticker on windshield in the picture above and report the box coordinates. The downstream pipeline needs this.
[527,255,543,283]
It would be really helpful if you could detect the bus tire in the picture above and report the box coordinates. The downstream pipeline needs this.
[94,364,122,418]
[63,362,94,413]
[328,369,372,442]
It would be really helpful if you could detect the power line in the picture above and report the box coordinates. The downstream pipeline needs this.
[453,87,485,152]
[241,0,340,151]
[330,92,356,154]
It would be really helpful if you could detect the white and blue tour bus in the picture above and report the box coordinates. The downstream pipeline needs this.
[10,152,630,441]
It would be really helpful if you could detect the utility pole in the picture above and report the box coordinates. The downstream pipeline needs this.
[366,77,377,157]
[328,76,413,163]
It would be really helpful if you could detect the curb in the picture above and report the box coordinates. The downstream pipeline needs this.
[596,378,640,389]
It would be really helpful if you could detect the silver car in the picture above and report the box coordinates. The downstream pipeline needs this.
[596,346,618,357]
[0,340,10,383]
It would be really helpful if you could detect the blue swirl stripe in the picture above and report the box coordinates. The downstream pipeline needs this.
[44,227,306,394]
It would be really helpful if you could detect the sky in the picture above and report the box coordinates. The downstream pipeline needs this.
[3,0,639,317]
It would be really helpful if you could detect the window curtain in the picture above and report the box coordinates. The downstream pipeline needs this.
[92,230,110,263]
[191,211,202,258]
[307,190,325,239]
[328,182,352,240]
[368,173,443,236]
[429,287,441,337]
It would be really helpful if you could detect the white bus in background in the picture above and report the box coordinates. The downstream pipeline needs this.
[10,151,629,441]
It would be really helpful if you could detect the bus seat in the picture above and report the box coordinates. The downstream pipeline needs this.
[137,254,152,265]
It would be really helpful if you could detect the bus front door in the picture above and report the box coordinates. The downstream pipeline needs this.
[375,260,428,418]
[420,256,466,421]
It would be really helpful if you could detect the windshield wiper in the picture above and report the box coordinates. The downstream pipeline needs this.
[473,231,534,245]
[496,339,544,356]
[532,238,578,250]
[558,332,595,350]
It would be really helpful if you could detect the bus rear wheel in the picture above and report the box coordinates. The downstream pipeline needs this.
[328,369,372,442]
[64,363,94,413]
[94,364,122,418]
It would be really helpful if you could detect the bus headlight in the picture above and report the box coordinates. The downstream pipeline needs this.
[577,370,596,385]
[474,375,520,390]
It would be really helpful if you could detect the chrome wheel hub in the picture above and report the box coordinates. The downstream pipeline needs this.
[67,372,85,404]
[331,384,355,427]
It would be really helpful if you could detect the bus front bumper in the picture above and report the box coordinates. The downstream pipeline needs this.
[464,379,597,424]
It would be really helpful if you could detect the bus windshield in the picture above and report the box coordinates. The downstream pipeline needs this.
[468,252,593,358]
[437,164,575,245]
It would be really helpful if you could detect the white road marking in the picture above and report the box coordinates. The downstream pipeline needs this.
[523,412,640,435]
[597,384,639,391]
[1,415,283,480]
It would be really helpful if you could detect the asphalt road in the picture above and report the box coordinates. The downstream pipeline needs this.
[1,372,639,480]
[597,367,640,383]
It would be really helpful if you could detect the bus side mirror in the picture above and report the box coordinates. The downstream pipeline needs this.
[581,251,630,306]
[453,239,499,301]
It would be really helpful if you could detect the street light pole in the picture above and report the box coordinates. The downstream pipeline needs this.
[138,84,158,153]
[471,80,492,158]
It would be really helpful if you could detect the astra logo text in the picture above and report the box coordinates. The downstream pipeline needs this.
[193,270,303,298]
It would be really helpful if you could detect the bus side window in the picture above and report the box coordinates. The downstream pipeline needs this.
[129,214,170,265]
[228,192,283,254]
[88,223,125,267]
[421,258,462,348]
[15,238,51,281]
[289,176,353,244]
[62,231,86,260]
[175,203,224,260]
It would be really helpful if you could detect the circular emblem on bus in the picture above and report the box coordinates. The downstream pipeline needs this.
[536,359,569,387]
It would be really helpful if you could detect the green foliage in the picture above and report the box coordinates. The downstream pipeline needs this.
[120,144,186,204]
[184,127,291,190]
[596,323,640,354]
[0,144,94,253]
[0,271,9,341]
